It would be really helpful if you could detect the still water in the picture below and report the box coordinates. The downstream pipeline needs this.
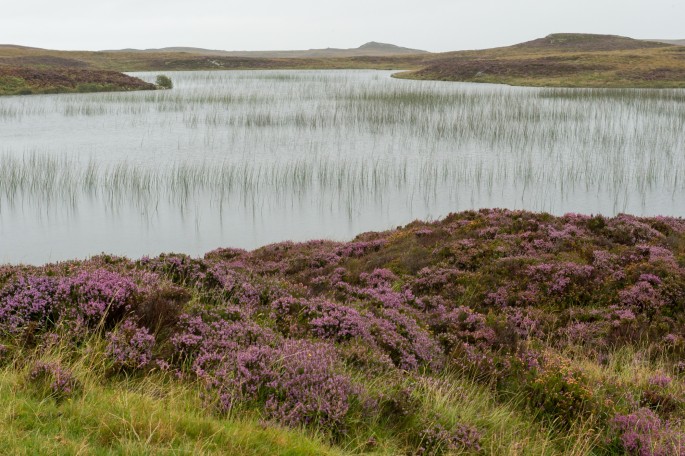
[1,70,683,264]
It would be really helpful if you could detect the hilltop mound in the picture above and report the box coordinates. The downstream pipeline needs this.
[357,41,427,54]
[647,39,685,46]
[397,33,685,88]
[514,33,670,52]
[0,44,44,50]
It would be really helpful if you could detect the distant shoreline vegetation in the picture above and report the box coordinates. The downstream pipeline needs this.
[0,66,157,96]
[2,34,685,93]
[155,74,173,89]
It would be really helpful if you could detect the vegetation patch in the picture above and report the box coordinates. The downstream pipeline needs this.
[396,34,685,88]
[3,33,684,88]
[1,209,684,454]
[0,65,156,95]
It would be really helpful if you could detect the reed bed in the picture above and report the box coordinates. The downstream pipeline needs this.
[1,149,682,213]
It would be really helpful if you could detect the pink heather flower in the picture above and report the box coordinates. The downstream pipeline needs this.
[638,274,662,286]
[663,334,681,346]
[648,373,672,388]
[29,361,79,399]
[106,319,155,370]
[619,281,665,314]
[612,408,684,456]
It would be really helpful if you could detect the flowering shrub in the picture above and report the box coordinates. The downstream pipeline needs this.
[28,361,80,400]
[412,267,465,298]
[338,339,395,376]
[0,343,8,364]
[171,312,276,369]
[106,319,155,370]
[619,280,665,317]
[370,308,442,371]
[2,209,685,446]
[611,408,685,456]
[144,254,205,285]
[0,275,58,335]
[306,299,372,342]
[430,305,495,352]
[522,354,599,424]
[206,340,354,429]
[648,373,672,389]
[57,268,137,326]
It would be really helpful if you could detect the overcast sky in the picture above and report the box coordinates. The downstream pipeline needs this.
[2,0,683,52]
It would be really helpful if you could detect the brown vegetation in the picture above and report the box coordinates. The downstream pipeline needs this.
[1,33,684,91]
[397,34,685,88]
[0,65,156,95]
[513,33,668,52]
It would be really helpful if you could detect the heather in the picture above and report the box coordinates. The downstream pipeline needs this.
[2,209,685,454]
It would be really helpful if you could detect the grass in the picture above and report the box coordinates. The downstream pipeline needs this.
[0,336,591,455]
[0,355,340,455]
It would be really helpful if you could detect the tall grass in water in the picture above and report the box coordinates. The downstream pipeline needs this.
[1,146,683,216]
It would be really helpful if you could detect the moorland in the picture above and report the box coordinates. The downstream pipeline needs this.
[2,32,685,456]
[2,210,685,454]
[2,33,685,95]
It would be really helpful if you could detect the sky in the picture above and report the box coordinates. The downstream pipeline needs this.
[2,0,683,52]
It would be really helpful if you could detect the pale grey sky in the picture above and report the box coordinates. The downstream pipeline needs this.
[2,0,683,52]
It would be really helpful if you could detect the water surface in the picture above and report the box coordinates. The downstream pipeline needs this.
[1,70,684,264]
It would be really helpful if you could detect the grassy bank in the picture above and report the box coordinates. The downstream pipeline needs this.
[0,66,157,96]
[0,366,339,455]
[1,209,684,454]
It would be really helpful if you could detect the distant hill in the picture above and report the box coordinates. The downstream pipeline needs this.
[396,33,685,88]
[3,33,685,89]
[0,44,45,50]
[645,39,685,46]
[513,33,671,52]
[104,42,429,58]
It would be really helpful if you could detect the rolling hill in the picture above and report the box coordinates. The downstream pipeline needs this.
[512,33,669,51]
[646,39,685,46]
[105,41,429,58]
[395,33,685,88]
[2,34,685,91]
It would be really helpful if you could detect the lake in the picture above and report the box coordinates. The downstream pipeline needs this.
[1,70,684,264]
